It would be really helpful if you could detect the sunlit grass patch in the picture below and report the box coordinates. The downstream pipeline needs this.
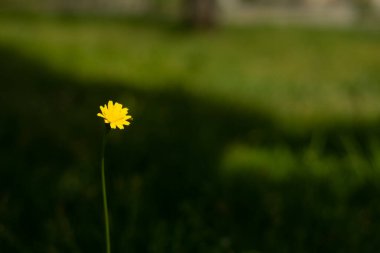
[0,15,379,130]
[221,136,380,186]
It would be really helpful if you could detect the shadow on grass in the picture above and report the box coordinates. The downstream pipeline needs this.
[1,46,380,253]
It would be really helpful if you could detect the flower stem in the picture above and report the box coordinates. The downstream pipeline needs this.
[101,129,111,253]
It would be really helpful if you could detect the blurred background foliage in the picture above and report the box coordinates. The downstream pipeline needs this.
[1,1,380,253]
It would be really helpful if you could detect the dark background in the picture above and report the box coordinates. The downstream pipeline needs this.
[1,1,380,252]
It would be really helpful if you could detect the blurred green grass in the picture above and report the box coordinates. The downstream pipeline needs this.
[2,14,380,253]
[0,15,380,131]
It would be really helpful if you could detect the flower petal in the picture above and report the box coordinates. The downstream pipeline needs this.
[100,105,107,114]
[108,101,114,110]
[114,103,122,110]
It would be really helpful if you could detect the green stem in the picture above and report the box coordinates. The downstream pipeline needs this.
[101,129,111,253]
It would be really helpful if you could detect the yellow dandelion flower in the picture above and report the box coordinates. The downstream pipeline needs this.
[97,100,132,130]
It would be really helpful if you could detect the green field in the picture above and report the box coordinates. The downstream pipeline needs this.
[1,15,380,253]
[1,16,380,131]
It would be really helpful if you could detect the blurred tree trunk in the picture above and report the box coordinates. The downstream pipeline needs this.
[181,0,217,28]
[353,0,373,20]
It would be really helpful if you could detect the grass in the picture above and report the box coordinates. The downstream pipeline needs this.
[2,14,380,253]
[0,15,380,131]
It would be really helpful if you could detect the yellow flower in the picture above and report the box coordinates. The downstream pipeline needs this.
[97,100,132,130]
